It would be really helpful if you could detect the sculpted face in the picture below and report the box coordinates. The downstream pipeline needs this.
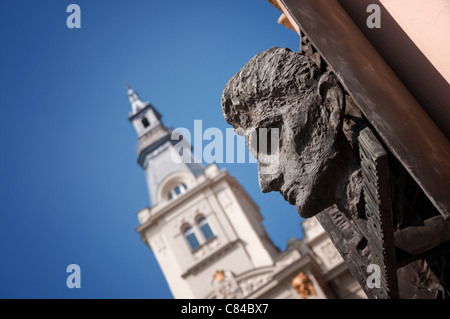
[222,47,346,218]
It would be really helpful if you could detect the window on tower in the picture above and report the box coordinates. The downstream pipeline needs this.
[141,117,150,128]
[168,183,187,200]
[198,217,214,241]
[183,226,200,251]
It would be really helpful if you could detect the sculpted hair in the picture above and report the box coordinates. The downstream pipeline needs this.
[221,47,321,131]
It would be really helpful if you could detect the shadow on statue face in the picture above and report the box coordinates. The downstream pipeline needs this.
[222,47,346,218]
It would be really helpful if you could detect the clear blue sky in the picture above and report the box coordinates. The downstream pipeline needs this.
[0,0,303,298]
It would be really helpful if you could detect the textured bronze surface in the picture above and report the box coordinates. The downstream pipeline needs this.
[359,128,398,298]
[280,0,450,219]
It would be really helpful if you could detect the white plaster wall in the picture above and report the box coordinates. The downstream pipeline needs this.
[302,217,324,242]
[146,229,195,299]
[216,184,277,269]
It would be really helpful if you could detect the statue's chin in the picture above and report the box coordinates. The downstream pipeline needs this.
[277,179,320,218]
[295,202,321,219]
[294,188,334,218]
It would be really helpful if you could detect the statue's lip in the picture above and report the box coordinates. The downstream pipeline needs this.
[281,183,299,205]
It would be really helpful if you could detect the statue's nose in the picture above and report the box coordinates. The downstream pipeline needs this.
[259,171,284,193]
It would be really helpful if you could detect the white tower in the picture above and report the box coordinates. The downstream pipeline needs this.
[128,86,365,299]
[127,85,204,206]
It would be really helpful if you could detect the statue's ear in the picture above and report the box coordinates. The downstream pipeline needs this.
[318,71,344,129]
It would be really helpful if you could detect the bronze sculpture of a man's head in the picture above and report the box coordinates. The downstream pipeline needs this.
[222,47,358,218]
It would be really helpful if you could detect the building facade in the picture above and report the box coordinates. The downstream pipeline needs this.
[128,86,365,299]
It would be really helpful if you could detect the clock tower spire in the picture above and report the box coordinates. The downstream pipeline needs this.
[127,85,203,206]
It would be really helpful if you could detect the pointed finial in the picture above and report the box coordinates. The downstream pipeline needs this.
[126,84,147,113]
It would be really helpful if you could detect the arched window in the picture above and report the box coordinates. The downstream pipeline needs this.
[183,226,200,250]
[168,183,187,200]
[198,217,214,241]
[141,117,150,128]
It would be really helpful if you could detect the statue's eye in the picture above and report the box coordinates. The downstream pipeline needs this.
[256,125,282,156]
